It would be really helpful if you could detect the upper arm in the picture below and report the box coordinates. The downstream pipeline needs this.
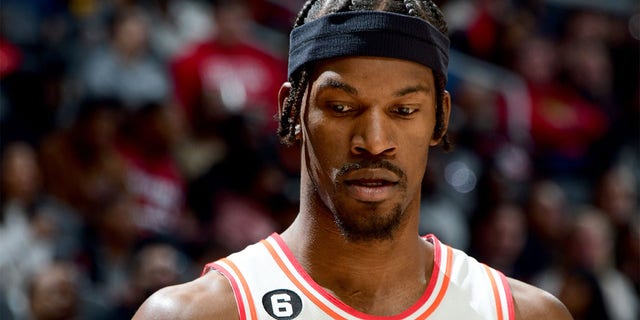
[133,271,239,320]
[508,278,573,320]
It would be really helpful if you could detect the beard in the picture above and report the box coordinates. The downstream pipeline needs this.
[330,159,408,242]
[333,202,405,242]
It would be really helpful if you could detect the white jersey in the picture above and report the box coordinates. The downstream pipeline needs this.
[203,233,515,320]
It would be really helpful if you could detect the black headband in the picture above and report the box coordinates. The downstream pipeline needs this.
[288,11,450,82]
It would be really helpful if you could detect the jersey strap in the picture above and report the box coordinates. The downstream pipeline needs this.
[203,233,515,320]
[203,258,258,320]
[258,234,454,319]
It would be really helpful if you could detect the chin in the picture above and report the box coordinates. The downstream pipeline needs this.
[333,203,404,242]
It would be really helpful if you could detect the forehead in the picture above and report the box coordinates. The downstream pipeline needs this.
[310,56,435,90]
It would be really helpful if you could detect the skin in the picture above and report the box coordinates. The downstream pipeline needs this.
[133,56,572,319]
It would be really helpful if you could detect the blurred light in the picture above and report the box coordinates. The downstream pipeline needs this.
[444,161,477,194]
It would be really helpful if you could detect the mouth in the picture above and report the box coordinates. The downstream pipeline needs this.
[344,180,398,203]
[345,179,397,188]
[342,169,400,202]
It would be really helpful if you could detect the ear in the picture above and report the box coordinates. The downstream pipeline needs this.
[429,90,451,146]
[277,82,292,120]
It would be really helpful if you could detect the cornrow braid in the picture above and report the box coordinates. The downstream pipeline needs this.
[277,0,315,145]
[403,0,451,151]
[278,0,314,145]
[278,0,452,151]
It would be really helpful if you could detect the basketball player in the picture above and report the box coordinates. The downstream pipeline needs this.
[133,1,573,319]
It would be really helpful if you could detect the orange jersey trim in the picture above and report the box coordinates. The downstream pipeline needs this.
[262,234,454,319]
[498,270,516,320]
[483,264,504,320]
[221,258,258,320]
[206,233,509,319]
[261,239,349,319]
[204,259,258,320]
[416,244,453,319]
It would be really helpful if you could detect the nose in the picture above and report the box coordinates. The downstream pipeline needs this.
[350,110,397,157]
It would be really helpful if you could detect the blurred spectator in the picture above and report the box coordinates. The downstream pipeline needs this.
[593,164,640,294]
[535,207,639,320]
[560,36,614,111]
[594,164,638,230]
[39,97,127,220]
[27,261,82,320]
[444,0,512,63]
[470,202,527,277]
[169,0,286,137]
[451,81,504,155]
[26,259,108,320]
[69,0,140,52]
[78,7,170,109]
[165,0,291,254]
[27,261,81,320]
[569,208,638,320]
[509,34,609,202]
[556,268,611,320]
[1,142,44,216]
[473,145,533,213]
[103,237,192,319]
[0,142,55,319]
[556,9,629,177]
[0,141,91,319]
[76,192,140,314]
[146,0,214,62]
[5,140,85,256]
[619,215,640,295]
[516,179,571,282]
[186,114,283,253]
[115,101,189,238]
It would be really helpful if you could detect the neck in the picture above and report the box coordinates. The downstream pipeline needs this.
[280,177,433,315]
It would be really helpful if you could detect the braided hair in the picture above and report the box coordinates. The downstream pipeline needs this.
[277,0,451,151]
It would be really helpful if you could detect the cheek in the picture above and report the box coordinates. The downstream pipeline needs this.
[405,121,434,155]
[402,126,433,184]
[301,113,346,179]
[407,144,430,183]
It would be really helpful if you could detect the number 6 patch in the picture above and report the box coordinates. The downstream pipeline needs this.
[262,289,303,319]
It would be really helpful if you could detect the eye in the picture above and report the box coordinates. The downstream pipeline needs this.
[329,103,354,114]
[392,105,418,116]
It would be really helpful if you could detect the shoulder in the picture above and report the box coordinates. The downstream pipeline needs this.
[508,277,573,320]
[132,270,239,320]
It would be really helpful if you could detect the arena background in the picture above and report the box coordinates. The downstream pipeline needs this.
[0,0,638,319]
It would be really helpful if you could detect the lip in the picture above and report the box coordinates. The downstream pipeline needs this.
[343,168,400,182]
[343,169,400,202]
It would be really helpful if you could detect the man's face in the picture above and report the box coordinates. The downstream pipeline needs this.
[299,56,448,241]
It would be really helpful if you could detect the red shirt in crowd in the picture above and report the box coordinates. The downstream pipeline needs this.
[170,39,286,134]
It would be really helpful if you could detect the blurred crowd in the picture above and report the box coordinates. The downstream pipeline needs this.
[0,0,637,319]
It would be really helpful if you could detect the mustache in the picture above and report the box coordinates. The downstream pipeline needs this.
[336,159,406,180]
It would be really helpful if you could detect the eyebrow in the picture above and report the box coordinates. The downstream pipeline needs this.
[317,79,431,98]
[393,85,431,97]
[317,78,358,95]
